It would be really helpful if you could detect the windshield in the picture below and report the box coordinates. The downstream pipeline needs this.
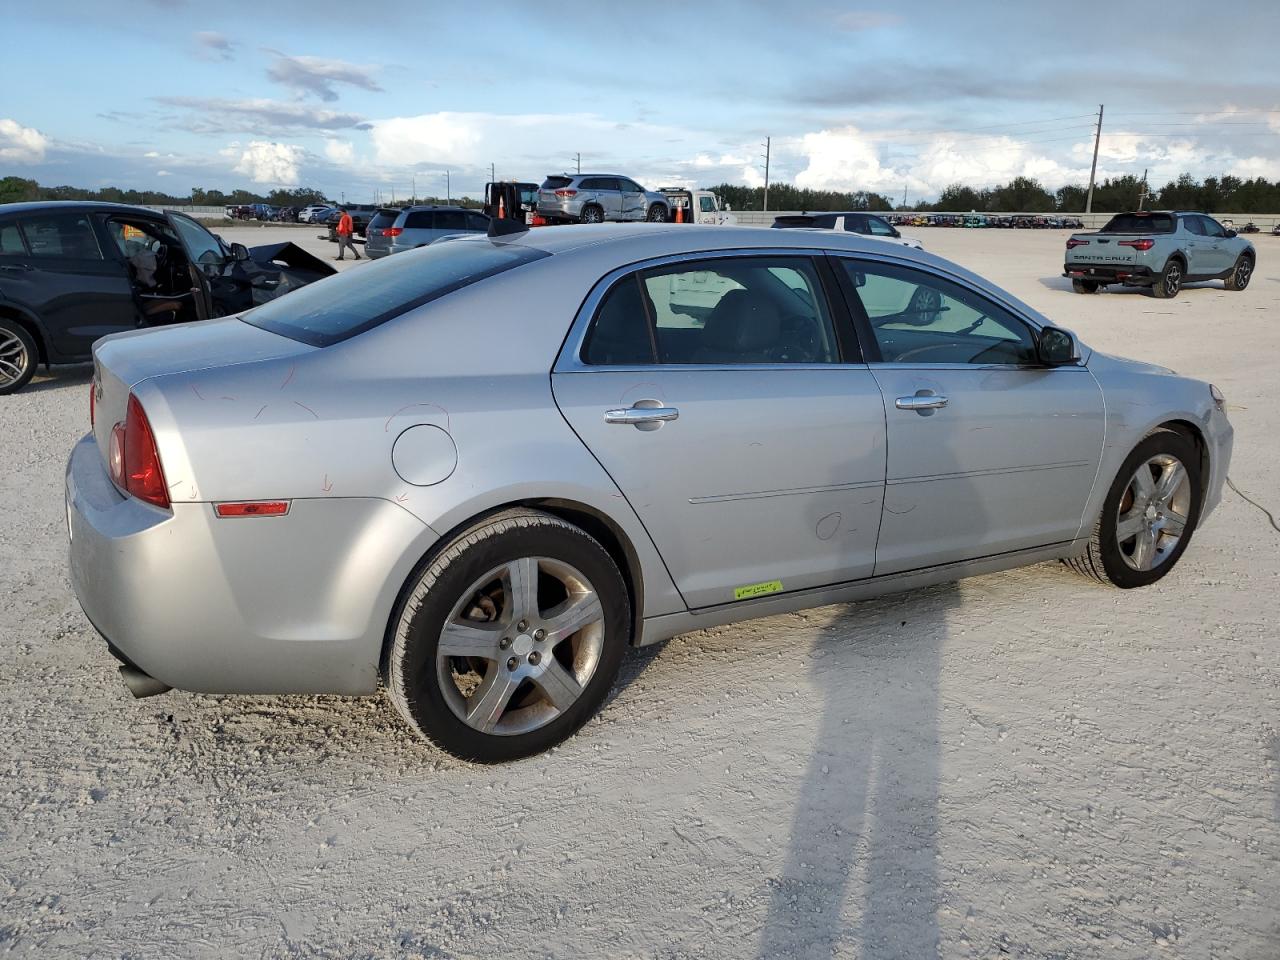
[243,240,549,346]
[1099,213,1176,234]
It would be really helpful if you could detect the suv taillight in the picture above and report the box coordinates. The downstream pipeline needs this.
[1118,238,1155,251]
[384,227,403,237]
[1065,237,1089,249]
[555,189,578,198]
[109,394,170,509]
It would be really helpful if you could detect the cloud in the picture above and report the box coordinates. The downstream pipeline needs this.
[227,141,303,184]
[154,96,368,133]
[195,31,234,61]
[0,118,48,163]
[266,53,382,102]
[833,11,902,31]
[324,139,356,166]
[793,127,907,193]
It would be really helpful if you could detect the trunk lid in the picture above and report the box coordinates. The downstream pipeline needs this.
[1065,233,1141,266]
[91,318,313,459]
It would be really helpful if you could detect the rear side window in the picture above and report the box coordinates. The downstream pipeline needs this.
[0,222,27,255]
[465,212,490,230]
[404,211,435,229]
[368,210,399,231]
[435,210,466,231]
[244,240,549,347]
[542,176,573,190]
[19,214,103,259]
[1100,213,1176,234]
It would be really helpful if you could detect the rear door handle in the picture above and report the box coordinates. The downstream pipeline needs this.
[605,403,679,427]
[0,263,33,273]
[895,395,948,411]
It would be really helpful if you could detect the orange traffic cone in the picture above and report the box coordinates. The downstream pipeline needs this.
[498,196,506,219]
[674,203,683,224]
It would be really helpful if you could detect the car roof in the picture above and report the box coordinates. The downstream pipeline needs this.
[0,200,167,217]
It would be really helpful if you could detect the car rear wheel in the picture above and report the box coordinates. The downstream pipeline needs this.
[384,508,630,762]
[647,204,667,222]
[1064,430,1202,588]
[1224,254,1253,291]
[1149,258,1183,299]
[1071,278,1099,294]
[0,319,37,395]
[579,205,604,224]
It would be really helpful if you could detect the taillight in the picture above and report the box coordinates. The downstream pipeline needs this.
[384,227,403,237]
[109,394,170,509]
[554,189,578,198]
[1065,237,1089,249]
[1118,238,1155,251]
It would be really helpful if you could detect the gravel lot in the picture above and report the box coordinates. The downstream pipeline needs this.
[1,228,1277,959]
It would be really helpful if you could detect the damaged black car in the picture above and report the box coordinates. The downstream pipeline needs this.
[0,201,335,393]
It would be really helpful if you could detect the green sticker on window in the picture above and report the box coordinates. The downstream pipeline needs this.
[734,580,783,601]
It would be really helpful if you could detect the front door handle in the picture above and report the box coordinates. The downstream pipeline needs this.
[0,263,33,273]
[605,402,679,428]
[896,395,948,411]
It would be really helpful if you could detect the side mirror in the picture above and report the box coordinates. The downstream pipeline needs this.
[849,271,867,288]
[1038,325,1080,366]
[724,202,732,211]
[1225,229,1237,239]
[229,242,250,262]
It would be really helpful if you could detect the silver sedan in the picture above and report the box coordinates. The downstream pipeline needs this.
[66,224,1233,762]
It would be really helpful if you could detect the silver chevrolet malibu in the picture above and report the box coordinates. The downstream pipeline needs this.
[66,223,1233,762]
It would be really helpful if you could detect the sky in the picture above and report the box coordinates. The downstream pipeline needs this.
[4,0,1280,203]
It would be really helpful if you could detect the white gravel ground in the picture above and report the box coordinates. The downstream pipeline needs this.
[1,228,1277,959]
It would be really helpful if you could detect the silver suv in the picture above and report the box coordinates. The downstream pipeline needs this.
[537,174,670,224]
[365,205,491,258]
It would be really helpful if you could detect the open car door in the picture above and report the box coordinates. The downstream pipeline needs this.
[162,211,220,322]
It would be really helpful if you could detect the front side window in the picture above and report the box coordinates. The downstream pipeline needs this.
[1198,216,1226,238]
[19,214,103,259]
[168,213,225,266]
[619,180,643,193]
[838,259,1037,365]
[465,212,489,230]
[582,256,838,366]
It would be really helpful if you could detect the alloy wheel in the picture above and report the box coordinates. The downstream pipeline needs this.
[436,557,606,736]
[1165,263,1182,296]
[1115,453,1191,572]
[1235,259,1252,289]
[0,329,30,388]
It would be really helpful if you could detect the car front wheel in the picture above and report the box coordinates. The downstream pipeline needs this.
[647,204,667,222]
[0,318,37,395]
[384,508,630,762]
[1064,430,1202,588]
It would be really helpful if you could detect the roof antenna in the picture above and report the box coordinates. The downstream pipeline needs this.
[488,217,529,239]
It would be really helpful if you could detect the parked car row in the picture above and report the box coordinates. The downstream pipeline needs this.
[887,214,1086,229]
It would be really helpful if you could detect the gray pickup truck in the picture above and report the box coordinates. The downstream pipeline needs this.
[1064,210,1255,297]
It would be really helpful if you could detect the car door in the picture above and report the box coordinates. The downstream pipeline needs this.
[618,179,647,220]
[163,212,221,321]
[1196,216,1234,274]
[553,253,887,609]
[1178,215,1215,275]
[831,254,1105,575]
[10,211,138,361]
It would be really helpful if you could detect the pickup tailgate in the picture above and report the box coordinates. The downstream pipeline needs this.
[1065,233,1145,267]
[91,318,314,462]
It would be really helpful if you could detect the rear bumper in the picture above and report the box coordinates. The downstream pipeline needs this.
[65,434,436,695]
[1064,263,1155,285]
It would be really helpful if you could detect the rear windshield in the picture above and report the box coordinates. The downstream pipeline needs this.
[542,176,573,190]
[771,215,817,229]
[368,209,400,229]
[1099,213,1176,234]
[243,240,549,347]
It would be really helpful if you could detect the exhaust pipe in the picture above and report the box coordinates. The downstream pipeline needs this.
[119,664,172,699]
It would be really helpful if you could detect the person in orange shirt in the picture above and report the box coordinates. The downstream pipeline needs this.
[335,207,362,261]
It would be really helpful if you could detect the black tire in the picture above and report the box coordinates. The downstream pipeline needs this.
[1148,258,1184,299]
[579,205,604,224]
[0,317,38,395]
[1224,254,1253,291]
[647,204,668,222]
[1071,278,1099,294]
[1063,430,1202,589]
[384,508,631,763]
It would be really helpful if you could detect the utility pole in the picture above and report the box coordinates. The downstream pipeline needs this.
[411,174,416,204]
[902,183,908,210]
[446,170,451,203]
[491,162,496,184]
[574,153,581,174]
[1085,103,1104,215]
[761,136,771,212]
[1137,169,1149,210]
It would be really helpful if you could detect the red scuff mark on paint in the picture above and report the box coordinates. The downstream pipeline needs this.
[384,402,451,433]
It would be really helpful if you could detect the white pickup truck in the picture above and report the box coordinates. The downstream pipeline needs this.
[657,188,737,225]
[1064,210,1255,297]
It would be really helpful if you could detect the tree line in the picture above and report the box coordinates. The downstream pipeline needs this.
[7,171,1280,214]
[710,174,1280,213]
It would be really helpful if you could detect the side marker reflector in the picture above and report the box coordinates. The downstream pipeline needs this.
[214,501,291,518]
